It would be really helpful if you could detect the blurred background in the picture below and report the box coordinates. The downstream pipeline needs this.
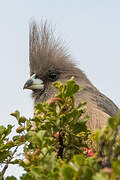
[0,0,120,178]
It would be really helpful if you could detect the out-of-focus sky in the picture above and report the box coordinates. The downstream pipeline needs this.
[0,0,120,178]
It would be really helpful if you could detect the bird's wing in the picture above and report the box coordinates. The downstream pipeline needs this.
[79,86,119,117]
[96,93,119,117]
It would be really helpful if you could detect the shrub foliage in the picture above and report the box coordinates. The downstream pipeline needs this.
[0,78,120,180]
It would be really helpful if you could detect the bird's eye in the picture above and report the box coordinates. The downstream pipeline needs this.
[49,73,57,79]
[47,70,60,82]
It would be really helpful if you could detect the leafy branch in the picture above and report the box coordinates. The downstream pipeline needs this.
[0,78,120,180]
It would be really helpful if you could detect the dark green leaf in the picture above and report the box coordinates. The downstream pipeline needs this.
[62,165,75,180]
[13,135,20,141]
[0,150,9,162]
[5,176,17,180]
[31,167,41,177]
[5,125,13,136]
[35,103,44,111]
[112,160,120,175]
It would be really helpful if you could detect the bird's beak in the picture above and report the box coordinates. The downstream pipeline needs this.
[23,75,44,90]
[23,79,33,90]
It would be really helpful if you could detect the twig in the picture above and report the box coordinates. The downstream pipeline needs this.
[99,136,105,158]
[57,131,65,159]
[2,147,18,176]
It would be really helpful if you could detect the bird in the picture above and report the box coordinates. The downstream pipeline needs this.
[23,21,119,130]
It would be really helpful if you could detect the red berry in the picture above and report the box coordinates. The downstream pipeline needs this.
[103,168,112,173]
[83,147,89,152]
[87,150,94,157]
[54,132,60,138]
[49,97,62,104]
[83,147,94,157]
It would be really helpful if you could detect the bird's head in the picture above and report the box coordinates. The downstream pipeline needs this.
[23,20,89,103]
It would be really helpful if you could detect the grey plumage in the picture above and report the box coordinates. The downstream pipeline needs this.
[24,21,119,130]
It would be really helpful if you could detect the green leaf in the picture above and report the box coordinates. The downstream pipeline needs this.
[72,122,87,134]
[10,110,20,121]
[13,135,20,141]
[20,173,34,180]
[53,81,63,90]
[5,176,17,180]
[108,117,116,129]
[77,116,88,125]
[0,126,5,136]
[35,103,44,112]
[5,125,13,136]
[5,141,14,149]
[63,78,80,97]
[93,172,107,180]
[31,167,41,177]
[37,130,46,141]
[0,150,9,162]
[112,160,120,175]
[19,116,27,123]
[0,173,3,180]
[72,154,85,166]
[41,147,47,155]
[93,130,100,143]
[62,164,75,180]
[108,114,120,129]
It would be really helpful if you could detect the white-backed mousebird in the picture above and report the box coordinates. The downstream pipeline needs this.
[23,21,119,130]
